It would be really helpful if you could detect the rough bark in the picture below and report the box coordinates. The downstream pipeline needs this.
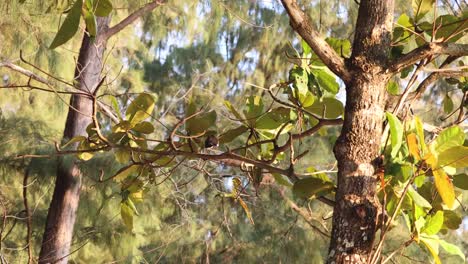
[38,17,110,264]
[328,0,394,263]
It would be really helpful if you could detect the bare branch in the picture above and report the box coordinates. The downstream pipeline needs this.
[390,42,468,73]
[1,61,119,123]
[280,0,351,83]
[103,0,166,40]
[0,62,49,84]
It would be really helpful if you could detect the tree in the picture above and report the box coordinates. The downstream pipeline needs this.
[1,0,467,263]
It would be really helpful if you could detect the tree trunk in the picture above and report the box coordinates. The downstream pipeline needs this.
[39,17,110,264]
[328,0,394,263]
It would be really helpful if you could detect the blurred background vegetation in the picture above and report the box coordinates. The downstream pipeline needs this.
[0,0,466,263]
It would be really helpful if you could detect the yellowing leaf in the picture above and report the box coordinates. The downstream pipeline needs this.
[420,234,441,264]
[126,93,156,125]
[432,168,455,208]
[407,133,421,160]
[238,197,254,225]
[112,164,141,182]
[438,146,468,168]
[120,202,134,230]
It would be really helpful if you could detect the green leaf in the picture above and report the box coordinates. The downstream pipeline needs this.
[186,110,217,135]
[132,121,154,134]
[243,96,264,127]
[224,100,243,121]
[112,164,141,182]
[299,91,316,107]
[412,0,435,21]
[443,210,461,229]
[386,112,403,158]
[408,185,432,208]
[432,126,464,153]
[443,95,454,114]
[325,37,351,58]
[421,14,468,42]
[421,211,444,235]
[114,149,131,163]
[452,173,468,190]
[61,136,86,149]
[125,93,157,125]
[93,0,113,17]
[312,69,339,94]
[82,8,97,37]
[110,96,122,120]
[49,0,82,49]
[301,39,312,56]
[386,81,399,95]
[272,173,293,188]
[120,202,134,230]
[439,239,465,261]
[255,108,291,130]
[290,66,309,97]
[306,97,344,119]
[438,146,468,168]
[419,234,441,264]
[292,177,335,199]
[219,126,248,144]
[77,140,94,161]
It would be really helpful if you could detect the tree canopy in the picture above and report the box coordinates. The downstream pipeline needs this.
[0,0,467,263]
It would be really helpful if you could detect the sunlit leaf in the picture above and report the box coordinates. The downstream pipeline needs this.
[438,146,468,168]
[113,164,141,182]
[419,234,441,264]
[238,197,254,225]
[82,7,97,37]
[224,100,243,121]
[412,0,435,21]
[439,240,466,261]
[120,202,134,230]
[408,185,432,209]
[114,149,131,163]
[325,37,351,58]
[306,97,344,119]
[77,140,94,161]
[132,121,154,134]
[432,126,464,153]
[421,211,443,235]
[311,69,339,94]
[386,112,403,158]
[49,0,82,49]
[93,0,113,16]
[386,81,399,95]
[432,168,455,208]
[293,177,335,199]
[126,93,157,125]
[407,133,421,161]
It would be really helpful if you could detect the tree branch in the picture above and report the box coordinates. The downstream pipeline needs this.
[103,0,165,40]
[280,0,351,83]
[389,42,468,73]
[0,62,120,123]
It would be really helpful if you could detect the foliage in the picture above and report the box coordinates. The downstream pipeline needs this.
[0,0,467,263]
